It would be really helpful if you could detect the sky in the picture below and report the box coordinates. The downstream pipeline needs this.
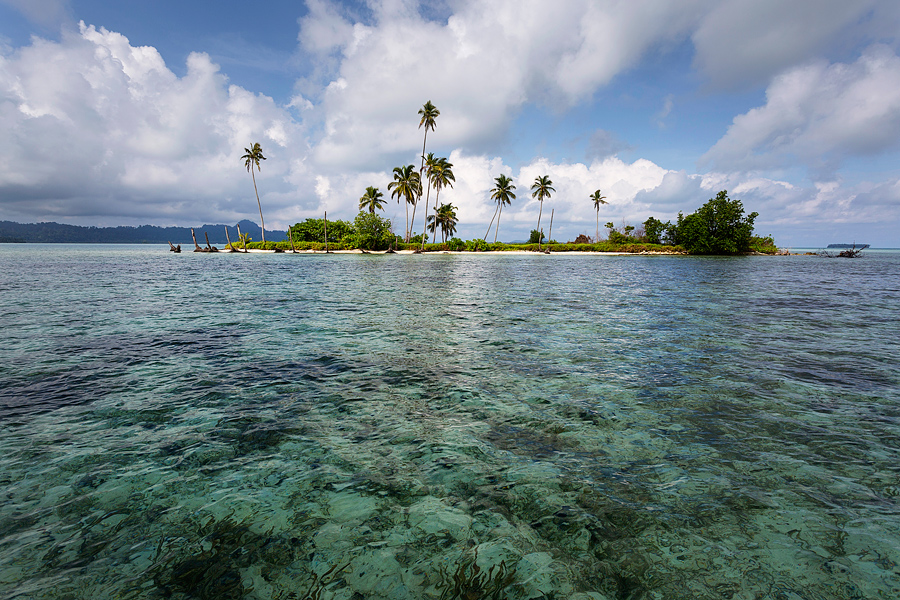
[1,0,900,247]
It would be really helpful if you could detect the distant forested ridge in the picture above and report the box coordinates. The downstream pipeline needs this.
[0,220,285,244]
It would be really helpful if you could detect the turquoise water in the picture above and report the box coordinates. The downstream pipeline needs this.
[1,244,899,599]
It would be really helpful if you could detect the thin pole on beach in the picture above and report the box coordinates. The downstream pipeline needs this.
[547,209,554,253]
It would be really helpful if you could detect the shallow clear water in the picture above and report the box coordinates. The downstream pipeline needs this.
[1,244,899,600]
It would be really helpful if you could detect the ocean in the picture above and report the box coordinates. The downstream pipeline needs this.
[1,244,899,599]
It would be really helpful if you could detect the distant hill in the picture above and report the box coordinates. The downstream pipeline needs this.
[0,220,286,245]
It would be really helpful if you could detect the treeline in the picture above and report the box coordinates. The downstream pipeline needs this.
[0,220,285,244]
[273,190,776,254]
[613,191,776,254]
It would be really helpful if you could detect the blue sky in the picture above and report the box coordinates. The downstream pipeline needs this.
[1,0,900,247]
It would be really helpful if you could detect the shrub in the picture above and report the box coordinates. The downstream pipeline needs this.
[352,211,393,250]
[642,217,672,245]
[749,235,777,254]
[674,190,758,254]
[448,237,465,251]
[464,238,488,251]
[528,229,545,244]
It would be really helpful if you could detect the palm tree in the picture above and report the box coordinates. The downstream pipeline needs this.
[590,189,608,242]
[416,102,439,218]
[359,186,385,213]
[531,175,555,248]
[427,203,458,244]
[241,142,267,244]
[388,165,421,241]
[422,157,455,250]
[485,174,516,242]
[418,153,438,242]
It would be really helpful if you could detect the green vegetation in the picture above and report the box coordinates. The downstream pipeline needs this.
[358,186,386,214]
[416,101,439,240]
[642,216,671,245]
[486,174,516,242]
[528,229,545,244]
[749,234,778,254]
[352,211,394,250]
[427,203,459,243]
[531,175,554,249]
[590,189,608,243]
[672,190,758,254]
[387,165,421,240]
[423,157,455,250]
[241,142,267,244]
[223,102,777,257]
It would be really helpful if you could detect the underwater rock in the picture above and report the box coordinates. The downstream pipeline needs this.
[347,548,414,599]
[407,497,473,541]
[328,491,379,523]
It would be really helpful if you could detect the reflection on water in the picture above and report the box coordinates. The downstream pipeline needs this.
[1,246,899,599]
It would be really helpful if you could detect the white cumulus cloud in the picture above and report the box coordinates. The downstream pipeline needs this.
[702,45,900,174]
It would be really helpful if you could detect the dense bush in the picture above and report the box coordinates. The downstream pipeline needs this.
[353,211,394,250]
[289,217,354,244]
[465,238,489,251]
[673,190,758,254]
[749,235,777,254]
[642,217,672,245]
[528,229,545,244]
[448,237,466,251]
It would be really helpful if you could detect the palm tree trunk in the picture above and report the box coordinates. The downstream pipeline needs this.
[224,225,234,252]
[190,227,201,252]
[404,198,410,242]
[596,210,599,243]
[420,185,434,251]
[547,209,554,252]
[485,205,499,241]
[536,199,543,250]
[495,204,503,243]
[414,130,428,244]
[409,197,418,242]
[252,168,266,245]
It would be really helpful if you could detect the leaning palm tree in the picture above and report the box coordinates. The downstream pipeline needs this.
[485,174,516,242]
[359,186,385,213]
[590,189,608,242]
[531,175,555,248]
[388,165,421,242]
[421,157,455,250]
[241,142,267,244]
[416,102,439,214]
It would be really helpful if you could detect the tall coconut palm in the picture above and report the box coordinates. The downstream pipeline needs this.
[241,142,267,244]
[531,175,555,248]
[421,157,454,250]
[590,189,608,242]
[416,101,439,212]
[388,165,421,241]
[359,186,385,213]
[485,174,516,242]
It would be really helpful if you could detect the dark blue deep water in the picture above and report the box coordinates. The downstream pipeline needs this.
[1,245,899,599]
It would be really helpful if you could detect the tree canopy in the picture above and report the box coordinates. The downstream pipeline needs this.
[674,190,758,254]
